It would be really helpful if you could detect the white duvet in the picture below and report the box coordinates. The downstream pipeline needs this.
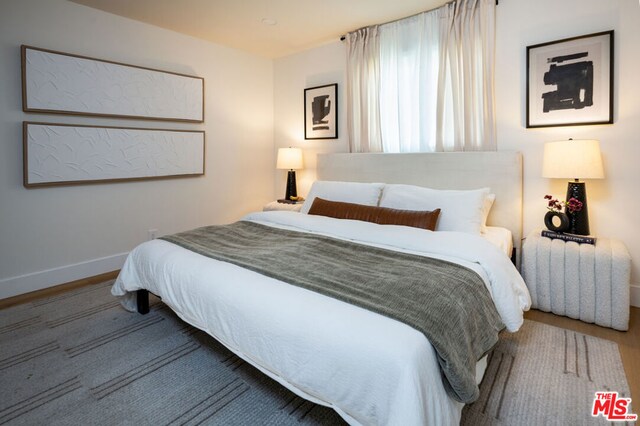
[112,211,530,425]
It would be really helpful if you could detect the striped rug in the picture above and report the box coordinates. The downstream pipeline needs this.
[0,281,632,425]
[462,320,633,425]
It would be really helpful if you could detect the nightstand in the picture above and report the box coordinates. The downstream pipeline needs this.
[263,201,303,212]
[521,230,631,330]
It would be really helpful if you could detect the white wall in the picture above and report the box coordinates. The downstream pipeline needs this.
[273,42,348,199]
[0,0,274,298]
[495,0,640,306]
[272,0,640,305]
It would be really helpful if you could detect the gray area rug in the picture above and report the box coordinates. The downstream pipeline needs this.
[461,320,635,426]
[0,280,633,425]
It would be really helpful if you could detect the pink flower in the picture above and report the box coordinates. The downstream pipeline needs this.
[544,195,583,214]
[566,197,583,213]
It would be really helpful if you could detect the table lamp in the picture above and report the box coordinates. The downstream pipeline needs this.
[542,139,604,235]
[276,147,304,202]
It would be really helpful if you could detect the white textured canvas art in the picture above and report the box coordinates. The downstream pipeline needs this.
[22,46,204,122]
[24,123,205,187]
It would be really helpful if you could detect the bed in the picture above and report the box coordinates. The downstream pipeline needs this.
[112,152,530,425]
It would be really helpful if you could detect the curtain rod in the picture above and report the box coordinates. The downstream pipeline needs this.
[339,0,498,41]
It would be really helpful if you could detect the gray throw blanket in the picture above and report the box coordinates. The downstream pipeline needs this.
[161,221,504,403]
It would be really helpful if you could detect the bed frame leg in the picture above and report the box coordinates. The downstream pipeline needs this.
[136,289,150,314]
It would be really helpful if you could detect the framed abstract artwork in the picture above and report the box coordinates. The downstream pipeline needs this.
[23,122,205,188]
[22,45,204,122]
[304,83,338,139]
[526,31,613,128]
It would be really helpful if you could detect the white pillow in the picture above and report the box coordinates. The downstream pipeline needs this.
[379,184,490,234]
[300,181,385,214]
[481,193,496,232]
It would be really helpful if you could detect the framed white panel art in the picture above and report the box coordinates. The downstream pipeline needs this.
[22,45,204,122]
[23,122,205,188]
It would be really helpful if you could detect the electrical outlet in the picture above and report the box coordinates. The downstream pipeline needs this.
[148,228,158,240]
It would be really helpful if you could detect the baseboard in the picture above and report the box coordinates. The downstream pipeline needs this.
[631,284,640,308]
[0,252,128,300]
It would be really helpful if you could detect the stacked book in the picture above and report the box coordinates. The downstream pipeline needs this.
[541,230,596,245]
[277,198,304,204]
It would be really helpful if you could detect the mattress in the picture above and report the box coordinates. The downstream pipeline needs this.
[112,211,530,425]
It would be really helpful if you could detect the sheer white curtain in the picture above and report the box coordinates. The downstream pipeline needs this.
[346,27,383,153]
[378,10,441,153]
[346,0,496,153]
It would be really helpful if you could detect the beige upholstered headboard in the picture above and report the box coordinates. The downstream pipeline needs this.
[316,152,523,254]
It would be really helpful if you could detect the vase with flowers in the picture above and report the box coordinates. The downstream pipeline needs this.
[543,195,583,233]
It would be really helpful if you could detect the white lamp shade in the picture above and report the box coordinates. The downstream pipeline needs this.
[276,147,304,170]
[542,139,604,179]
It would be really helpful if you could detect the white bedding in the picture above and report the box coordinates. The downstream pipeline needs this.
[112,211,530,425]
[482,226,513,257]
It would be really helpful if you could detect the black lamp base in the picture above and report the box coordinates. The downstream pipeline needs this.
[566,181,590,235]
[284,170,297,201]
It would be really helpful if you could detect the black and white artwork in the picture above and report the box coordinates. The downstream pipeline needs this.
[304,84,338,139]
[526,31,613,128]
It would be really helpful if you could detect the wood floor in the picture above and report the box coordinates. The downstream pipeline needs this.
[525,307,640,401]
[1,273,638,402]
[0,270,119,310]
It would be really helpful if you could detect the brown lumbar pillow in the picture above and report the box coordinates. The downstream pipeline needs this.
[307,197,440,231]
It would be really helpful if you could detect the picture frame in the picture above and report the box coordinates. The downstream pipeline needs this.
[23,122,205,188]
[304,83,338,139]
[22,45,204,122]
[526,30,613,128]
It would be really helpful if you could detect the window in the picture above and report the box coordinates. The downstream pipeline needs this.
[346,0,496,153]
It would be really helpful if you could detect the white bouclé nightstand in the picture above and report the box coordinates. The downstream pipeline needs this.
[521,230,631,330]
[263,201,303,212]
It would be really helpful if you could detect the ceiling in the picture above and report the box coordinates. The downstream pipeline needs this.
[68,0,448,58]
